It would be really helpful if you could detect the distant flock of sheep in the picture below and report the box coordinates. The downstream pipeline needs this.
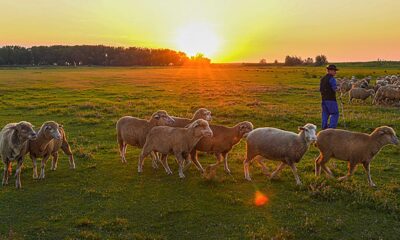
[337,75,400,106]
[2,107,396,189]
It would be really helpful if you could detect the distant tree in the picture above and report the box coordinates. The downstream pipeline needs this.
[284,55,303,66]
[259,58,267,65]
[315,55,328,66]
[304,57,314,65]
[186,53,211,65]
[274,59,279,65]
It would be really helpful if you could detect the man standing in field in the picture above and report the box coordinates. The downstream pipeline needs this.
[320,64,339,129]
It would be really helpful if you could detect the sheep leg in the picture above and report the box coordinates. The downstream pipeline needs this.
[338,162,357,182]
[39,155,50,180]
[190,151,204,173]
[2,160,10,186]
[150,151,159,169]
[222,152,231,174]
[50,152,59,171]
[362,162,376,187]
[183,151,196,172]
[61,141,75,169]
[176,153,185,178]
[15,159,23,189]
[255,157,270,177]
[159,154,172,175]
[319,155,334,178]
[31,155,39,179]
[269,162,286,179]
[119,141,127,163]
[315,154,322,176]
[288,163,302,185]
[243,157,253,181]
[138,148,151,173]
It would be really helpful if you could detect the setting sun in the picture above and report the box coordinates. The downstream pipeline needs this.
[175,23,221,58]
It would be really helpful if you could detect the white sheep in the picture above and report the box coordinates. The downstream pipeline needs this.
[243,123,317,185]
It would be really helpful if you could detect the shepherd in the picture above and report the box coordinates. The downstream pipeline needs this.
[320,64,339,129]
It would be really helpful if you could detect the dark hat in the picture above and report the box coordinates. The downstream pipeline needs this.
[326,64,339,71]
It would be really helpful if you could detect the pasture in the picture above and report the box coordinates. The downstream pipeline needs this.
[0,66,399,239]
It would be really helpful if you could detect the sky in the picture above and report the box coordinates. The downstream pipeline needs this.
[1,0,400,63]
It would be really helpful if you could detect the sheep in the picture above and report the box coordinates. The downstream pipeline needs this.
[373,85,400,105]
[0,121,37,188]
[243,123,317,185]
[170,108,212,127]
[138,119,213,178]
[352,79,369,89]
[315,126,398,187]
[338,81,352,97]
[153,108,212,167]
[28,121,75,179]
[188,121,254,174]
[116,110,175,165]
[349,88,375,103]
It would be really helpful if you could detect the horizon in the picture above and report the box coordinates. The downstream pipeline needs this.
[1,0,400,63]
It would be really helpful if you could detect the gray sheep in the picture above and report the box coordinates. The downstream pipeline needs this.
[0,121,37,188]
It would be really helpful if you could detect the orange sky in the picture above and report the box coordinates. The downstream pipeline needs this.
[1,0,399,63]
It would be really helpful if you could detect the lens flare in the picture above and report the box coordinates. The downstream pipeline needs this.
[254,191,268,206]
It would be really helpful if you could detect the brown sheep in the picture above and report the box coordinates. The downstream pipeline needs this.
[116,110,175,165]
[0,121,37,188]
[349,88,375,103]
[138,119,213,178]
[28,121,75,179]
[315,126,399,187]
[188,121,254,174]
[244,123,317,185]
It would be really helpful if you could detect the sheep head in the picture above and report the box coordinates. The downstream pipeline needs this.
[12,121,37,141]
[298,123,317,143]
[151,110,175,126]
[371,126,398,145]
[41,121,62,140]
[187,119,213,138]
[192,108,212,122]
[238,121,254,138]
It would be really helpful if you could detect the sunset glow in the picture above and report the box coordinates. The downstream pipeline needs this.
[1,0,400,62]
[175,23,221,57]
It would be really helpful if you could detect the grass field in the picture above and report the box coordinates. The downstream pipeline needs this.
[0,66,399,240]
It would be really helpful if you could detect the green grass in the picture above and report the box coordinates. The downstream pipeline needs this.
[0,66,399,239]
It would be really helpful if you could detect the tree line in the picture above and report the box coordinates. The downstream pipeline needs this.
[0,45,211,66]
[259,55,328,66]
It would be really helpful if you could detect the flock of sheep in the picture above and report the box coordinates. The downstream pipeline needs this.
[0,107,398,189]
[338,75,400,106]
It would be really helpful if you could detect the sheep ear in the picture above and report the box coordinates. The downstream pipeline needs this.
[154,114,160,120]
[58,124,63,129]
[298,127,306,131]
